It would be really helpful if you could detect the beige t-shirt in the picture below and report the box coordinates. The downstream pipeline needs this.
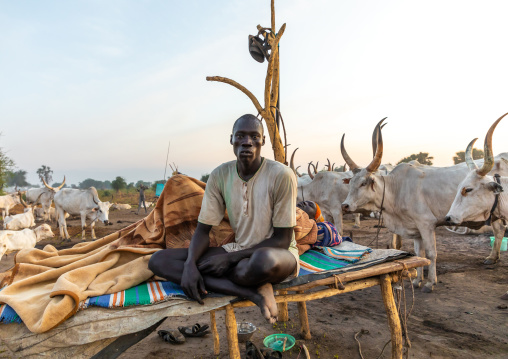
[198,158,298,257]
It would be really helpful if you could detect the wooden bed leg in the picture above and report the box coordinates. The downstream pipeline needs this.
[296,291,311,340]
[380,274,403,359]
[225,304,241,359]
[210,310,220,356]
[277,290,289,322]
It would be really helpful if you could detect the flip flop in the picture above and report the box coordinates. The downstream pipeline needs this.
[260,347,283,359]
[245,341,264,359]
[157,329,185,344]
[178,323,210,337]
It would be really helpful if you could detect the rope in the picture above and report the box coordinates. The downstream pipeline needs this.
[354,329,369,359]
[367,176,386,248]
[332,274,345,290]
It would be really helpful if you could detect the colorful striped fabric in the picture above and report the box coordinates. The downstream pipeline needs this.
[0,244,372,324]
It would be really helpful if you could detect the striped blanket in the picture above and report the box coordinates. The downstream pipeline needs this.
[0,243,371,325]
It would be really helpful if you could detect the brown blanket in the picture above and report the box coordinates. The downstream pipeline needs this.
[0,175,315,334]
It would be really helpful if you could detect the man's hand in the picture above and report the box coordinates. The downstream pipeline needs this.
[181,263,207,304]
[197,254,234,277]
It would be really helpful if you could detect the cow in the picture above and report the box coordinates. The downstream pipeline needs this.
[0,224,55,262]
[3,193,38,230]
[53,187,112,240]
[0,192,21,219]
[341,119,508,292]
[444,114,508,300]
[26,177,66,221]
[33,207,69,221]
[111,203,132,210]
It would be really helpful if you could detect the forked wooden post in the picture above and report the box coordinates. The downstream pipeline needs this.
[296,291,311,339]
[380,274,403,359]
[210,310,220,355]
[277,290,289,322]
[225,304,241,359]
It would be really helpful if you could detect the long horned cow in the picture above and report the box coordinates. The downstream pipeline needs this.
[445,114,508,300]
[53,187,112,240]
[26,177,66,221]
[341,117,508,292]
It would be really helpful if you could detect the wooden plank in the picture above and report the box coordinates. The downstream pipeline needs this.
[297,292,311,340]
[91,317,166,359]
[277,290,289,321]
[380,274,403,359]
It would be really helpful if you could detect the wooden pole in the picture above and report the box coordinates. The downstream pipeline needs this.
[297,291,312,339]
[225,304,241,359]
[277,290,289,321]
[210,311,220,356]
[380,274,403,359]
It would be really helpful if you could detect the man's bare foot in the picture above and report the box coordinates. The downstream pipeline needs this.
[250,283,278,324]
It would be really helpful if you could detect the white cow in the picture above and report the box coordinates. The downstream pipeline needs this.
[445,114,508,300]
[3,194,36,230]
[33,207,69,221]
[26,177,66,221]
[0,224,55,261]
[0,192,21,219]
[54,187,112,240]
[111,203,132,210]
[341,120,508,292]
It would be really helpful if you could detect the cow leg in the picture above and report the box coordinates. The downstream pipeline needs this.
[353,213,361,228]
[485,220,505,265]
[412,238,424,288]
[390,234,402,250]
[91,221,96,240]
[56,208,67,239]
[419,228,437,293]
[331,209,343,235]
[81,215,87,240]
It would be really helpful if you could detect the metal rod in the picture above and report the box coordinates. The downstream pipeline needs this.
[163,140,170,180]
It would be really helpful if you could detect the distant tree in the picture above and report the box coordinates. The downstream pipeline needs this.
[397,152,434,166]
[0,141,15,192]
[135,180,151,188]
[453,148,484,165]
[333,165,347,172]
[36,165,53,185]
[111,176,127,192]
[200,174,210,183]
[51,181,67,188]
[127,182,135,190]
[71,184,78,189]
[79,178,105,189]
[6,170,30,187]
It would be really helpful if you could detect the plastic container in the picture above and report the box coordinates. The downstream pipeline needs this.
[237,322,256,342]
[490,237,508,251]
[263,334,296,352]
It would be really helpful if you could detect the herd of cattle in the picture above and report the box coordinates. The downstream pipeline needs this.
[1,113,507,299]
[0,181,138,261]
[293,113,508,298]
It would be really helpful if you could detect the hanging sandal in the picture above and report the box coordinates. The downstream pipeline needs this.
[157,329,185,344]
[178,323,210,337]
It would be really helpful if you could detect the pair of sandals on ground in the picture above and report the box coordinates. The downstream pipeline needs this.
[157,323,210,344]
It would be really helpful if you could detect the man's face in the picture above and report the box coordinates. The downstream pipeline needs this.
[297,201,317,219]
[230,119,265,164]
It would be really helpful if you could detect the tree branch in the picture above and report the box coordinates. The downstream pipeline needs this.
[206,76,264,116]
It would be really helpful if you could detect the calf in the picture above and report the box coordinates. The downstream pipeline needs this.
[0,224,55,261]
[0,192,21,218]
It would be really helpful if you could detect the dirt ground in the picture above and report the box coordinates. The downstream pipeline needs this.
[1,208,507,358]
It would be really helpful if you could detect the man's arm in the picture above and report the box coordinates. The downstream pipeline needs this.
[181,222,213,304]
[197,227,293,276]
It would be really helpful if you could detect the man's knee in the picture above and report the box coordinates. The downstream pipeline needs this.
[249,248,282,275]
[148,251,163,275]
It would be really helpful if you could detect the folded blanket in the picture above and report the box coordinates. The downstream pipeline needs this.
[316,241,372,263]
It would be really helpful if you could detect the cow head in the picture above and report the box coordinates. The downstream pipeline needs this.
[341,119,385,213]
[91,199,113,225]
[42,176,66,197]
[34,224,55,242]
[446,113,508,224]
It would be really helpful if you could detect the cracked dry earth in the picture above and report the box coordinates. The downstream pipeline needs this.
[1,210,507,358]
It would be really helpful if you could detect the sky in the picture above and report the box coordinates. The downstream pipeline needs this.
[1,0,508,186]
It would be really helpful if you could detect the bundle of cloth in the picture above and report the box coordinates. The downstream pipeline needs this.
[0,175,320,334]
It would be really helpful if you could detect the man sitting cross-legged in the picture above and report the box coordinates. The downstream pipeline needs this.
[148,114,299,323]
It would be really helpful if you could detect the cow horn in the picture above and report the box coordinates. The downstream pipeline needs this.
[465,138,479,171]
[340,134,360,172]
[372,118,387,157]
[332,162,336,171]
[307,162,315,180]
[343,163,347,172]
[366,123,384,173]
[327,158,332,171]
[42,178,54,191]
[314,161,319,174]
[32,193,44,210]
[55,176,66,190]
[290,148,299,175]
[295,166,302,177]
[18,191,27,208]
[477,112,508,176]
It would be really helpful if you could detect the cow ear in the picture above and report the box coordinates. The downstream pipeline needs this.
[92,208,97,212]
[342,178,351,184]
[486,182,503,194]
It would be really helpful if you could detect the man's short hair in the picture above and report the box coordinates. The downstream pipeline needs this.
[232,114,264,135]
